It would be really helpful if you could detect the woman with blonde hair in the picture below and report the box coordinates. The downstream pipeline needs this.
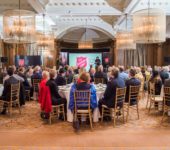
[38,71,51,119]
[94,65,108,84]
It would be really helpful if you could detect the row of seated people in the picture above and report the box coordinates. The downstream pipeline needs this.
[0,67,25,114]
[39,68,141,121]
[1,64,169,119]
[38,70,67,119]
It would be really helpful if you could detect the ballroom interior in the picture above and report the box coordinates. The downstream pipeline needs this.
[0,0,170,149]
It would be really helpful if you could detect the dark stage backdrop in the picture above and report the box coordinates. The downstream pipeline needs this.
[15,55,42,67]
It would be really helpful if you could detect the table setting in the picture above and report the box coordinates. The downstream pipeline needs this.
[58,83,106,122]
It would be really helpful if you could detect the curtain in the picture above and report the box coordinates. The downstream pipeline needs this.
[124,44,146,67]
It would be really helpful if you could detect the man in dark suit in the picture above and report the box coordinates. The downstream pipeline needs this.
[164,79,170,106]
[98,68,125,115]
[125,69,141,105]
[55,68,66,86]
[46,69,67,117]
[0,67,19,114]
[18,67,30,90]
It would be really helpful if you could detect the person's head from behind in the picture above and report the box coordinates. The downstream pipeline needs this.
[68,67,73,74]
[79,72,90,83]
[12,65,16,72]
[97,65,103,72]
[141,66,146,73]
[7,67,14,76]
[152,70,159,78]
[135,67,141,74]
[49,69,56,79]
[34,66,40,73]
[42,71,49,80]
[119,66,124,73]
[18,67,25,73]
[129,69,136,78]
[79,67,86,75]
[59,68,65,76]
[111,67,119,79]
[90,68,95,74]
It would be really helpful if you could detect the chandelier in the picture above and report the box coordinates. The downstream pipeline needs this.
[78,19,93,49]
[116,31,136,50]
[37,32,54,50]
[116,14,136,50]
[37,14,54,50]
[133,2,166,43]
[78,41,93,49]
[3,0,35,44]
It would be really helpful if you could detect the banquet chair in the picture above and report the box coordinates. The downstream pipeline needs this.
[101,87,126,127]
[161,87,170,124]
[146,83,150,109]
[139,81,145,100]
[148,82,163,114]
[25,89,30,101]
[124,85,140,122]
[32,79,41,100]
[49,104,65,124]
[0,83,21,117]
[74,90,93,130]
[94,78,104,84]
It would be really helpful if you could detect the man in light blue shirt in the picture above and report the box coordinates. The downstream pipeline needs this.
[119,66,128,81]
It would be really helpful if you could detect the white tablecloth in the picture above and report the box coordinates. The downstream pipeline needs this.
[0,84,4,96]
[59,84,105,122]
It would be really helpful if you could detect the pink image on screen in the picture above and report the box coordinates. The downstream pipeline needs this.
[19,59,25,66]
[76,57,88,68]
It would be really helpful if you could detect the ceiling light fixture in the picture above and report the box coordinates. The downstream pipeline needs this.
[3,0,35,44]
[116,14,136,50]
[78,18,93,49]
[133,0,166,43]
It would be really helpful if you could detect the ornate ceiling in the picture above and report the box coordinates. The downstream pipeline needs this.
[0,0,170,42]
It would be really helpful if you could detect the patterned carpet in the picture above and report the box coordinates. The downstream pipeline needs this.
[0,97,169,132]
[0,96,170,149]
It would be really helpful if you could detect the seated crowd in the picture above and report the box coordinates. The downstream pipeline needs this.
[0,64,170,126]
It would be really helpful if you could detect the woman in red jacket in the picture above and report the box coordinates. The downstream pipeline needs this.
[38,71,52,119]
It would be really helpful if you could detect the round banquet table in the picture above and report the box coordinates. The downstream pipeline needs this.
[59,84,106,122]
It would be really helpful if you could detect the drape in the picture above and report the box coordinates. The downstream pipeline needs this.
[118,44,146,67]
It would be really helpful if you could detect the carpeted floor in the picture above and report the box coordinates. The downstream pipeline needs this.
[0,97,170,149]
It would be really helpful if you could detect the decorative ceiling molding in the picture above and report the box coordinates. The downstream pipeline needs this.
[100,16,118,25]
[27,0,45,13]
[105,0,132,11]
[0,0,34,13]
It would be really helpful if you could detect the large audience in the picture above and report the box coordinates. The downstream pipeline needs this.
[1,64,170,125]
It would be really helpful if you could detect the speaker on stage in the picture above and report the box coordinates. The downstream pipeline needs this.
[1,57,8,63]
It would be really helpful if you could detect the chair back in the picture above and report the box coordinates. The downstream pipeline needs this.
[74,90,91,112]
[115,87,126,109]
[149,82,155,97]
[10,82,20,101]
[33,79,41,92]
[128,85,140,104]
[94,78,104,84]
[164,87,170,106]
